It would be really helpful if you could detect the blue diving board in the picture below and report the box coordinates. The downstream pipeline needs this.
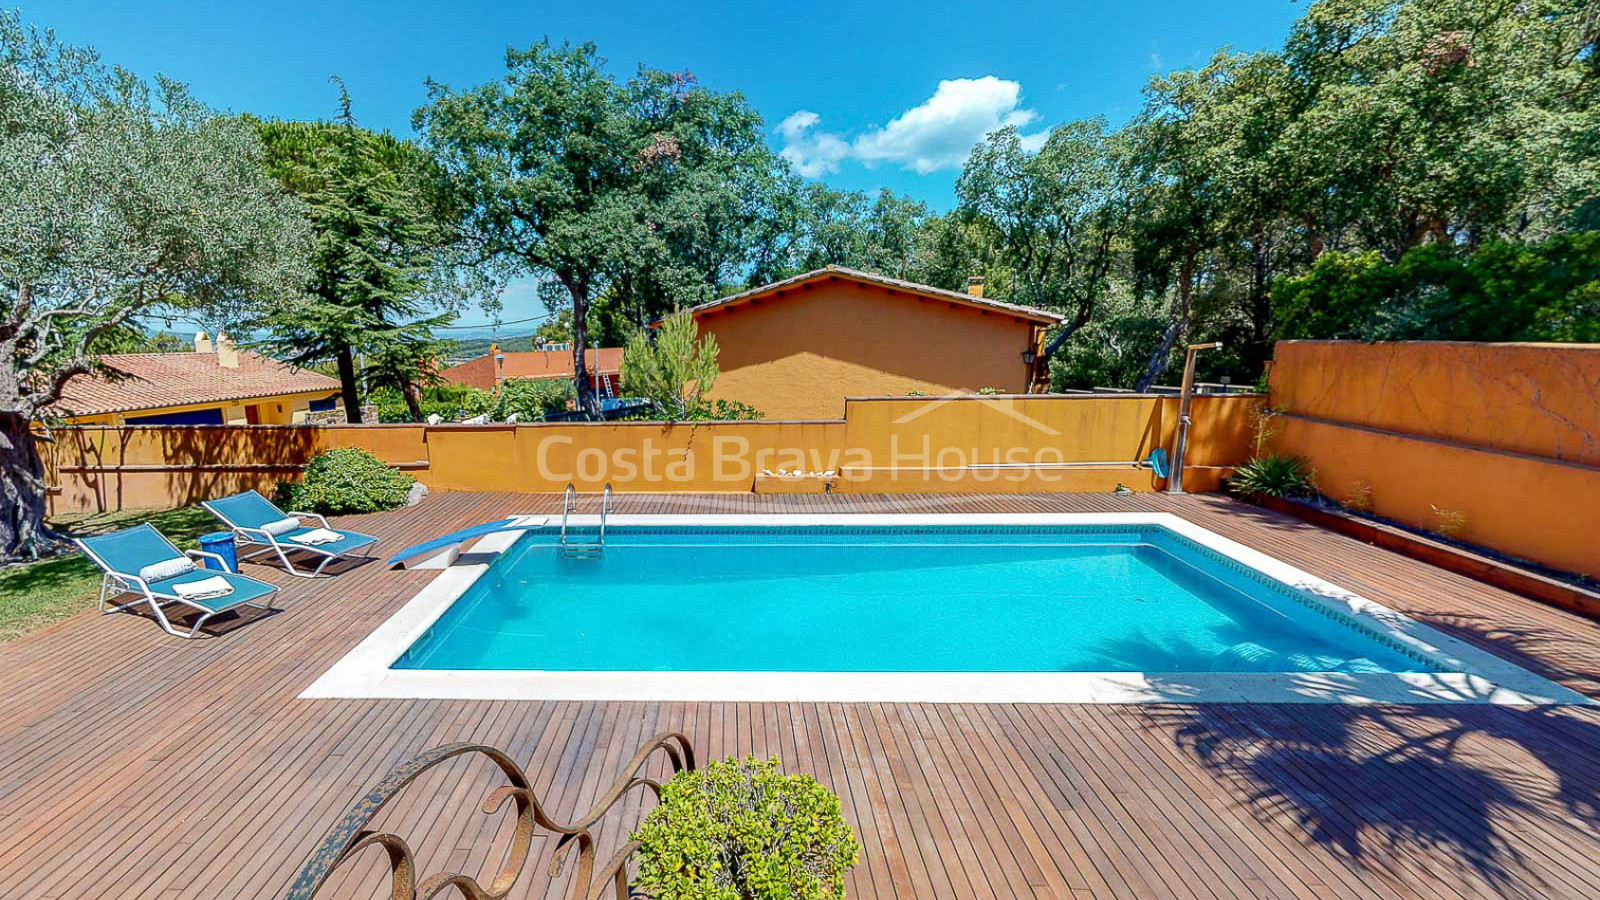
[386,518,536,567]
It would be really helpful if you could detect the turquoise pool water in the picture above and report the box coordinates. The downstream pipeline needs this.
[393,525,1436,674]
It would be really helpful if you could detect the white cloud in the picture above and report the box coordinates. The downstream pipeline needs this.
[777,76,1049,178]
[778,111,850,178]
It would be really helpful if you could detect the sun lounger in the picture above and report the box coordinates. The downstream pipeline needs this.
[76,523,278,638]
[202,490,379,578]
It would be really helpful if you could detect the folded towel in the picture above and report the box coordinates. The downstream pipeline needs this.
[171,575,234,600]
[288,527,342,546]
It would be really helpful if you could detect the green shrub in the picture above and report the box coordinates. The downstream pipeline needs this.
[1272,233,1600,343]
[370,383,493,423]
[278,447,415,514]
[631,756,859,900]
[620,398,764,422]
[681,398,763,421]
[1229,453,1315,499]
[490,377,573,421]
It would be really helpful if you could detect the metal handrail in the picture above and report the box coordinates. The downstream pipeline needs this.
[560,482,577,541]
[599,483,613,543]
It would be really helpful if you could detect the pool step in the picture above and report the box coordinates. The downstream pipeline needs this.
[559,482,612,560]
[558,540,605,559]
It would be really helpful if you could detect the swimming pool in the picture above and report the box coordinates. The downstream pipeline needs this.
[395,525,1431,674]
[304,513,1591,705]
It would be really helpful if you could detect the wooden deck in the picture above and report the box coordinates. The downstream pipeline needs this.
[2,491,1598,900]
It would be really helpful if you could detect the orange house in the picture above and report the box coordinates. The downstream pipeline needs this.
[442,345,624,394]
[683,267,1062,419]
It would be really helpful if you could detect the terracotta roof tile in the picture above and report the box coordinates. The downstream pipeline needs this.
[441,348,624,389]
[51,351,341,417]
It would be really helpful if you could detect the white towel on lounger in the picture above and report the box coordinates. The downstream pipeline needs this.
[288,527,342,546]
[171,575,234,600]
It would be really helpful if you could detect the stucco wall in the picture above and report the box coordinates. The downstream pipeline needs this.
[40,394,1262,513]
[1269,341,1600,577]
[696,280,1041,419]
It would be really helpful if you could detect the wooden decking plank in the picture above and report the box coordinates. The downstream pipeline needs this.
[1011,703,1274,900]
[1,491,1597,898]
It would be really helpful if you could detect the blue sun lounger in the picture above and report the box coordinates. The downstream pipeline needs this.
[202,490,379,578]
[77,524,278,638]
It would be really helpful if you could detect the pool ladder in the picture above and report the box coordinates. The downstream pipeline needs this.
[559,482,612,559]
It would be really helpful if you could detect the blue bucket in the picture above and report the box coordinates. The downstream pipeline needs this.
[198,531,238,573]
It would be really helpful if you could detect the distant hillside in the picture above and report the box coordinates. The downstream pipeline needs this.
[444,332,541,361]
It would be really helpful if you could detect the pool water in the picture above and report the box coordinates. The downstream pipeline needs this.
[393,526,1435,674]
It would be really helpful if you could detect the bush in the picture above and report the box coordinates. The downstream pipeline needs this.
[622,312,721,418]
[278,447,415,514]
[1272,233,1600,343]
[619,398,764,422]
[370,383,492,423]
[1228,453,1315,499]
[631,756,858,900]
[489,377,573,421]
[681,398,763,421]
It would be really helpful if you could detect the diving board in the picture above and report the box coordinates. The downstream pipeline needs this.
[386,516,544,569]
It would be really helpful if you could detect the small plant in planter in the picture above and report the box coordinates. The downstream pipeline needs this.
[1431,504,1469,538]
[1228,453,1316,499]
[631,756,859,900]
[1345,480,1374,513]
[278,447,415,515]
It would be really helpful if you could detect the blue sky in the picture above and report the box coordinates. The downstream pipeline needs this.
[33,0,1304,328]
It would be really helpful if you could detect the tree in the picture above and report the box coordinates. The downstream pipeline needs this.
[89,326,193,355]
[536,308,574,345]
[252,86,466,423]
[0,13,312,559]
[1273,232,1600,342]
[1280,0,1600,257]
[1124,54,1284,389]
[604,67,797,328]
[956,120,1136,364]
[415,42,787,417]
[620,313,720,419]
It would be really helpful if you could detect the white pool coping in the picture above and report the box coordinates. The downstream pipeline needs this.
[300,513,1594,706]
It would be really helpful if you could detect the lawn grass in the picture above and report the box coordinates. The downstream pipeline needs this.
[0,506,219,642]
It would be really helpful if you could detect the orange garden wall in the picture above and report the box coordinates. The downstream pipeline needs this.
[39,393,1262,514]
[1269,341,1600,578]
[695,279,1044,419]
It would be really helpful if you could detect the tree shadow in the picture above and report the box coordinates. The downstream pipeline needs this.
[1397,610,1600,698]
[1144,698,1600,895]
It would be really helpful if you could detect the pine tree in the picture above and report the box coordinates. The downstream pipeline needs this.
[254,84,459,423]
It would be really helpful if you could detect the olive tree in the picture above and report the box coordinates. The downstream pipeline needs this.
[0,14,312,559]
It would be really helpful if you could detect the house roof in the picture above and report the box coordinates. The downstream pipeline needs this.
[677,267,1067,325]
[440,348,625,389]
[500,348,624,378]
[51,351,341,417]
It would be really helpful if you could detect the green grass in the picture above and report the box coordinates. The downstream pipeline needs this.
[0,506,218,642]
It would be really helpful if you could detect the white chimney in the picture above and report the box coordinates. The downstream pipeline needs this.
[193,331,212,354]
[215,332,240,369]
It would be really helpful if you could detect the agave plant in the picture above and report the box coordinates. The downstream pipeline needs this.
[1229,453,1316,499]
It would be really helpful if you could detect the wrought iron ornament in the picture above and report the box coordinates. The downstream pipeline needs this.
[286,731,695,900]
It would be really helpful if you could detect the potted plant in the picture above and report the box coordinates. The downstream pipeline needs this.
[631,756,859,899]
